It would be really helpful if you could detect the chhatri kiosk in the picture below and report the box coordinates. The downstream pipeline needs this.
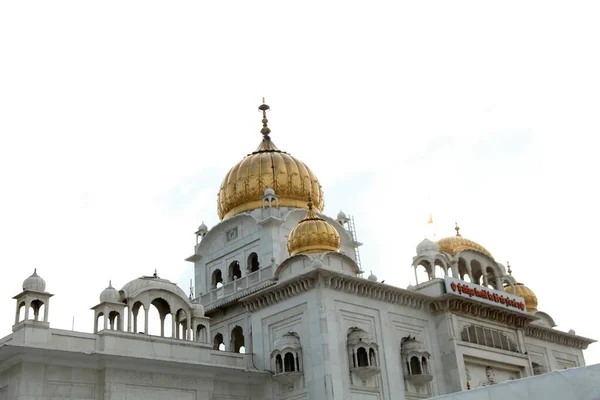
[0,102,595,399]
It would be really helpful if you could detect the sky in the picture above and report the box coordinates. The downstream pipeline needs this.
[1,1,599,365]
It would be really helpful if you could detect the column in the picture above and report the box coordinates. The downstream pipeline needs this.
[171,316,177,338]
[14,301,20,325]
[127,307,132,332]
[187,316,192,341]
[144,308,149,334]
[43,301,49,323]
[24,300,30,321]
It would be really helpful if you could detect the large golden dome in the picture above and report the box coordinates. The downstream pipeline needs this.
[437,224,493,258]
[505,283,538,312]
[287,198,341,256]
[217,102,324,220]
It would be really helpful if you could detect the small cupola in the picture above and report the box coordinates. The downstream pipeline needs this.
[287,196,341,255]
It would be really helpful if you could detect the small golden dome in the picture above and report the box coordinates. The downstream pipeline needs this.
[217,101,324,220]
[437,223,493,258]
[505,283,538,312]
[287,198,341,256]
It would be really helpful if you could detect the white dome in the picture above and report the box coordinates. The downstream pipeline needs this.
[337,210,348,220]
[191,303,205,317]
[368,271,378,282]
[416,238,439,254]
[264,187,276,197]
[120,274,189,301]
[23,269,46,292]
[99,281,121,303]
[197,222,208,233]
[274,332,301,350]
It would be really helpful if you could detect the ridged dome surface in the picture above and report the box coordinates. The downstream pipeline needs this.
[99,281,120,303]
[287,202,340,256]
[218,136,324,220]
[505,283,538,312]
[437,225,493,258]
[23,269,46,292]
[417,238,439,254]
[438,236,492,258]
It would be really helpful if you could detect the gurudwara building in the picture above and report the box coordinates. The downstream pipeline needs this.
[0,102,595,400]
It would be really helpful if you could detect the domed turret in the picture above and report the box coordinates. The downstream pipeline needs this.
[23,269,46,292]
[505,282,538,312]
[287,197,341,256]
[99,281,120,303]
[504,263,538,312]
[217,101,324,220]
[368,271,378,282]
[437,223,493,258]
[416,238,439,255]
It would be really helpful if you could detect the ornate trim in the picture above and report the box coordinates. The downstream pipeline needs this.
[242,275,316,312]
[323,273,428,310]
[428,295,536,328]
[205,280,276,314]
[525,325,596,350]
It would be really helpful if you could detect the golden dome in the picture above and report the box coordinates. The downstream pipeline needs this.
[505,283,538,312]
[217,102,324,220]
[287,198,341,256]
[437,223,493,258]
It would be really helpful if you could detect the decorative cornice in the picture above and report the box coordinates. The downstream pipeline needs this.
[323,273,429,310]
[428,295,536,328]
[205,280,277,314]
[242,274,316,312]
[525,324,596,350]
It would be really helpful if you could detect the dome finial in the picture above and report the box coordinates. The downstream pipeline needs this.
[258,98,271,137]
[507,261,512,275]
[307,194,313,210]
[455,222,461,237]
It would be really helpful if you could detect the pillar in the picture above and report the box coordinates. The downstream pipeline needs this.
[24,300,30,321]
[187,316,192,341]
[43,301,49,323]
[144,308,149,334]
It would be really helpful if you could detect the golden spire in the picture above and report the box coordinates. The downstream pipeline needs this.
[428,212,433,225]
[455,222,461,237]
[258,98,271,137]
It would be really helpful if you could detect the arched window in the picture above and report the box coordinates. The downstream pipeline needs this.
[17,302,26,322]
[356,347,369,367]
[410,356,422,375]
[284,352,296,372]
[369,348,377,367]
[231,326,244,353]
[211,269,223,289]
[229,261,242,281]
[213,333,224,350]
[196,324,207,342]
[30,299,45,321]
[95,312,104,332]
[458,258,470,282]
[108,311,120,330]
[415,262,431,284]
[248,253,260,273]
[422,356,428,374]
[275,354,283,374]
[148,298,171,337]
[132,301,145,333]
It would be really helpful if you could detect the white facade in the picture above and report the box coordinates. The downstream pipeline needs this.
[0,117,595,400]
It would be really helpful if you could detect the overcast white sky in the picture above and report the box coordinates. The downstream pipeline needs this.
[1,1,599,364]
